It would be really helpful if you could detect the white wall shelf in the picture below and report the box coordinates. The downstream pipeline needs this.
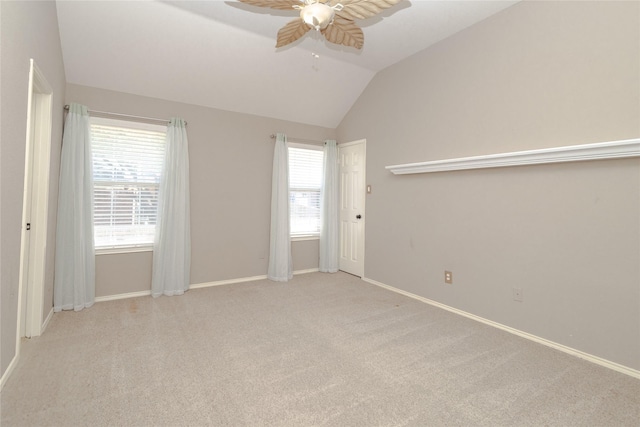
[386,138,640,175]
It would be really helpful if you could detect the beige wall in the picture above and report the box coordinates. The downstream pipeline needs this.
[337,1,640,370]
[1,1,66,378]
[67,84,335,298]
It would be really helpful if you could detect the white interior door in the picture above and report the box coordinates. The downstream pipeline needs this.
[339,140,365,277]
[18,60,52,338]
[19,102,36,337]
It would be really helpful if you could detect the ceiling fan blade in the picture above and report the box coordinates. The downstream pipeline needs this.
[276,19,312,48]
[236,0,302,11]
[335,0,403,20]
[322,17,364,49]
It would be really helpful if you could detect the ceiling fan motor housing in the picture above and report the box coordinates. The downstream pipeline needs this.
[300,2,336,30]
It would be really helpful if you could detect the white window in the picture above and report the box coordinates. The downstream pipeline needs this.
[90,117,166,251]
[288,143,324,238]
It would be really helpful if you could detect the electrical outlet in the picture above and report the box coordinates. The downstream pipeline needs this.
[513,287,523,302]
[444,271,453,284]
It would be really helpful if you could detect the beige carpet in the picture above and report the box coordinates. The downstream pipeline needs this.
[2,272,639,426]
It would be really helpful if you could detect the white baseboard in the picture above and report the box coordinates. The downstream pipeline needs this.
[95,290,151,303]
[0,351,20,391]
[190,274,268,290]
[97,269,321,300]
[362,276,640,380]
[2,308,55,390]
[41,308,53,334]
[191,268,319,289]
[294,268,320,275]
[2,308,54,391]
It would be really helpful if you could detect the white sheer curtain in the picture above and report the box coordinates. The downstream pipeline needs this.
[151,118,191,297]
[319,139,339,273]
[54,103,95,312]
[268,133,293,281]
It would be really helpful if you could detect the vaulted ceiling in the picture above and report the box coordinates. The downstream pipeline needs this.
[56,0,519,128]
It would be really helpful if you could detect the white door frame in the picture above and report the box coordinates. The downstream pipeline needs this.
[17,59,53,340]
[338,139,366,277]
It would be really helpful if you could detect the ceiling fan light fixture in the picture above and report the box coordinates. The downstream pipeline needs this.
[300,2,335,30]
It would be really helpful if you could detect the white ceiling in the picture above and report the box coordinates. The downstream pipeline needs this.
[56,0,519,128]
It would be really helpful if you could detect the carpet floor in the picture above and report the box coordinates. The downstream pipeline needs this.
[1,272,639,426]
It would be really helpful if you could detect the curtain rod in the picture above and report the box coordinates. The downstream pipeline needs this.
[269,134,326,145]
[64,105,187,126]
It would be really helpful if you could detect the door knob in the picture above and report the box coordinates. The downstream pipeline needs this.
[356,214,362,219]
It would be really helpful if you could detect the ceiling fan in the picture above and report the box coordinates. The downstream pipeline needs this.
[236,0,403,49]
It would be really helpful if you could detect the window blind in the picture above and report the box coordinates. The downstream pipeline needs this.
[91,118,166,249]
[288,146,324,236]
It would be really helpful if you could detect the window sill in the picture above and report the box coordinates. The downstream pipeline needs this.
[291,235,319,242]
[95,246,153,256]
